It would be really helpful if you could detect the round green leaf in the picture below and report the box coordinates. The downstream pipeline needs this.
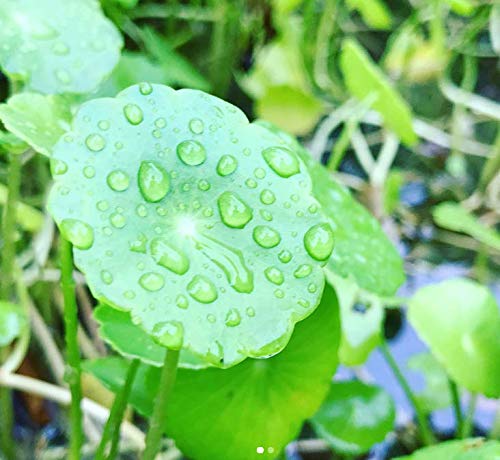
[85,284,341,460]
[395,438,500,460]
[408,278,500,398]
[48,84,333,367]
[0,0,122,94]
[0,302,27,347]
[311,380,395,455]
[94,304,209,369]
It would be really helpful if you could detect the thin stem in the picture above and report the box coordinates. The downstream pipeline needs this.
[0,153,22,460]
[60,237,83,460]
[379,339,436,446]
[448,379,463,437]
[460,394,477,439]
[142,348,180,460]
[489,405,500,440]
[94,359,140,460]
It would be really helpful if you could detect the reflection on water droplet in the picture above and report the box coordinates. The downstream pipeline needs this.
[218,192,253,228]
[139,82,153,95]
[107,170,130,192]
[187,275,217,303]
[304,223,334,261]
[100,270,113,285]
[123,103,144,125]
[262,146,300,178]
[253,226,281,248]
[225,309,241,327]
[177,140,206,166]
[150,237,189,275]
[138,161,170,202]
[294,264,312,278]
[260,189,276,205]
[60,219,94,250]
[139,272,165,291]
[264,266,284,285]
[216,155,237,176]
[85,133,106,152]
[176,295,188,309]
[189,118,204,134]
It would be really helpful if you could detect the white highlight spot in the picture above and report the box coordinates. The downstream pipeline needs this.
[256,446,264,454]
[177,216,197,238]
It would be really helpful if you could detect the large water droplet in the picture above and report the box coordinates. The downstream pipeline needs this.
[225,309,241,327]
[123,103,144,125]
[264,266,284,285]
[304,223,334,261]
[139,272,165,291]
[217,192,253,228]
[216,155,237,176]
[138,161,170,202]
[262,146,300,178]
[85,133,106,152]
[152,321,183,349]
[189,118,204,134]
[60,219,94,250]
[177,140,206,166]
[187,275,218,303]
[253,226,281,248]
[150,237,189,275]
[107,170,130,192]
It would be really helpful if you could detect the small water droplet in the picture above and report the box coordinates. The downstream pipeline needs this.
[298,298,310,308]
[246,306,256,317]
[60,219,94,250]
[260,189,276,205]
[96,200,109,211]
[177,140,206,166]
[189,118,204,134]
[216,155,237,176]
[154,117,166,128]
[187,275,218,303]
[85,133,106,152]
[274,289,285,298]
[253,226,281,248]
[136,204,148,217]
[198,179,210,191]
[308,283,318,293]
[129,233,147,253]
[107,170,130,192]
[139,272,165,291]
[207,314,216,324]
[278,250,292,263]
[294,264,312,278]
[150,237,189,275]
[83,166,95,178]
[98,120,110,131]
[254,168,266,179]
[55,69,71,84]
[51,159,67,175]
[139,82,153,95]
[225,309,241,327]
[138,161,170,202]
[217,192,253,228]
[245,178,257,189]
[110,212,126,228]
[176,295,189,309]
[260,210,273,221]
[304,223,334,261]
[100,270,113,285]
[262,146,300,178]
[123,103,144,125]
[264,266,284,285]
[152,321,183,349]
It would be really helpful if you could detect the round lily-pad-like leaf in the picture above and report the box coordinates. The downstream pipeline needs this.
[0,0,122,94]
[408,278,500,398]
[48,84,334,367]
[0,302,27,347]
[311,380,395,456]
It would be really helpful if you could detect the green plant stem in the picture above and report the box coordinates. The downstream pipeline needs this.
[142,348,180,460]
[379,339,436,446]
[0,153,22,460]
[460,394,477,439]
[60,236,83,460]
[94,359,139,460]
[448,379,463,437]
[489,406,500,440]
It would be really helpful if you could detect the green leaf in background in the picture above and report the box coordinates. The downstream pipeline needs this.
[339,38,417,146]
[346,0,393,30]
[0,0,122,94]
[85,285,341,460]
[0,184,44,233]
[395,438,500,460]
[0,131,28,155]
[255,120,406,297]
[408,278,500,398]
[433,202,500,251]
[407,352,455,413]
[0,302,27,347]
[0,93,72,157]
[445,0,476,17]
[311,380,395,456]
[47,84,334,368]
[94,304,210,369]
[491,4,500,55]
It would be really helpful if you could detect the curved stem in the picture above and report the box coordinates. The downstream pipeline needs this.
[379,339,436,446]
[60,237,83,459]
[94,359,139,460]
[461,393,477,439]
[142,348,180,460]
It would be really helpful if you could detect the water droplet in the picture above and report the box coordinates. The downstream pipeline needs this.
[55,69,71,84]
[187,275,218,303]
[189,118,204,134]
[278,250,292,263]
[123,103,144,125]
[264,267,284,285]
[216,155,237,176]
[139,82,153,95]
[177,140,206,166]
[136,204,148,217]
[138,161,170,202]
[198,179,210,191]
[217,192,253,228]
[60,219,94,250]
[253,226,281,248]
[152,321,183,349]
[246,306,256,317]
[110,212,126,229]
[260,189,276,205]
[96,200,109,212]
[207,314,216,324]
[124,290,136,299]
[298,298,310,308]
[294,264,312,278]
[150,237,189,275]
[98,120,109,131]
[304,223,334,261]
[83,166,95,178]
[225,309,241,327]
[154,117,166,128]
[129,233,147,253]
[260,210,273,221]
[176,295,188,309]
[52,42,69,55]
[107,170,130,192]
[308,283,318,293]
[51,160,67,175]
[100,270,113,285]
[254,168,266,179]
[262,146,300,178]
[274,289,285,298]
[308,204,318,214]
[85,133,106,152]
[245,178,257,189]
[139,272,165,291]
